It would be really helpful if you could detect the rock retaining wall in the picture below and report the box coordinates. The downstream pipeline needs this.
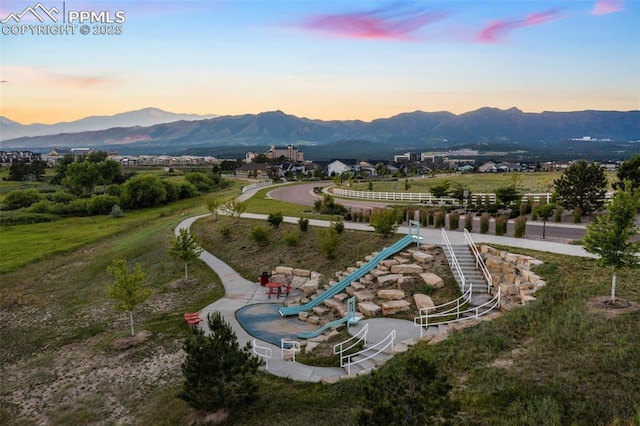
[479,245,545,310]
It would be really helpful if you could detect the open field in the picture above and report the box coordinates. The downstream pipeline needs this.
[348,171,618,193]
[1,175,639,424]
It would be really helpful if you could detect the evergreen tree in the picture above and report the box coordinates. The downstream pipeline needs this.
[180,312,263,411]
[614,154,640,190]
[169,228,203,281]
[554,160,607,215]
[354,354,459,425]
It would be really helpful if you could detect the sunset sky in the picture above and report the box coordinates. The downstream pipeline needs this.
[1,0,638,124]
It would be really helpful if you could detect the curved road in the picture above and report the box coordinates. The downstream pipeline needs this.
[268,181,588,243]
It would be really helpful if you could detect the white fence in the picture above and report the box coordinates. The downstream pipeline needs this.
[331,188,551,204]
[331,188,614,205]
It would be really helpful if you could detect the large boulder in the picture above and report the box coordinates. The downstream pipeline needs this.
[377,273,403,286]
[381,300,411,315]
[358,302,381,317]
[378,289,406,300]
[419,272,444,289]
[390,264,424,274]
[413,294,435,311]
[412,251,434,263]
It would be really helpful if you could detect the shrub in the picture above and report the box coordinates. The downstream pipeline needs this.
[249,225,269,246]
[434,211,446,228]
[283,230,299,247]
[495,215,508,236]
[110,205,124,218]
[519,203,528,216]
[427,210,434,226]
[448,211,460,230]
[267,212,284,228]
[185,172,213,192]
[298,217,309,232]
[572,208,582,224]
[464,214,473,232]
[480,213,491,234]
[318,228,341,258]
[219,225,232,238]
[332,220,345,234]
[2,189,43,210]
[179,181,199,199]
[28,200,53,214]
[50,190,76,204]
[88,194,120,215]
[369,208,399,236]
[51,198,89,216]
[313,194,348,216]
[514,215,527,237]
[121,174,167,209]
[162,180,180,202]
[105,184,122,197]
[0,212,58,225]
[531,208,539,221]
[554,206,564,222]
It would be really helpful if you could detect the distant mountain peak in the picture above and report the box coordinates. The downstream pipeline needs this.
[0,108,218,141]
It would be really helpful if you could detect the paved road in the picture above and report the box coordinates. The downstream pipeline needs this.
[269,181,588,242]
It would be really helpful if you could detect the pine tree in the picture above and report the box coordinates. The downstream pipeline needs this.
[554,160,607,215]
[180,312,264,411]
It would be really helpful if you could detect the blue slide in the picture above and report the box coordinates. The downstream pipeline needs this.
[279,234,418,317]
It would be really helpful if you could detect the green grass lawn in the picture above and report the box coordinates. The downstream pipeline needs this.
[1,175,639,425]
[348,171,618,193]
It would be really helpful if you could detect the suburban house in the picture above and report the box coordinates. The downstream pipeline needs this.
[235,162,271,179]
[479,161,523,173]
[327,159,360,176]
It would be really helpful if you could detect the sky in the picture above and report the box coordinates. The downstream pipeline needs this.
[0,0,639,124]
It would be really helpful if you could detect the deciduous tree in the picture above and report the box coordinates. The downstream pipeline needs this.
[583,183,640,303]
[169,228,203,281]
[106,259,152,337]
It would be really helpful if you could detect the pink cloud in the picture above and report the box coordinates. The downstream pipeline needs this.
[477,9,563,43]
[1,66,111,88]
[301,4,448,41]
[591,0,625,15]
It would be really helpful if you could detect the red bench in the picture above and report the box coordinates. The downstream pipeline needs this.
[184,312,203,326]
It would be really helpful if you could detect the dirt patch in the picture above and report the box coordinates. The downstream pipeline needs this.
[586,296,640,318]
[170,278,200,289]
[112,330,153,350]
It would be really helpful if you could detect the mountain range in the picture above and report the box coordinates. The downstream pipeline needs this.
[0,107,217,141]
[1,107,639,161]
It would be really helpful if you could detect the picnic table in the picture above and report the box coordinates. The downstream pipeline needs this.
[265,281,291,299]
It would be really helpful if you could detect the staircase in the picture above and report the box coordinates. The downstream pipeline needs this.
[445,245,493,307]
[414,230,500,337]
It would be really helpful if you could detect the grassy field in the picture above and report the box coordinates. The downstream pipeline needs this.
[1,174,639,424]
[348,171,618,193]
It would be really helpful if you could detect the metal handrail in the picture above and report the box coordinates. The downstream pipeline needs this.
[281,338,300,362]
[342,329,396,375]
[416,285,472,317]
[414,289,502,335]
[441,228,466,293]
[252,339,272,370]
[464,229,493,291]
[334,323,368,355]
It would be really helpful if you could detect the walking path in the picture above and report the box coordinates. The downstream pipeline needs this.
[175,184,597,382]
